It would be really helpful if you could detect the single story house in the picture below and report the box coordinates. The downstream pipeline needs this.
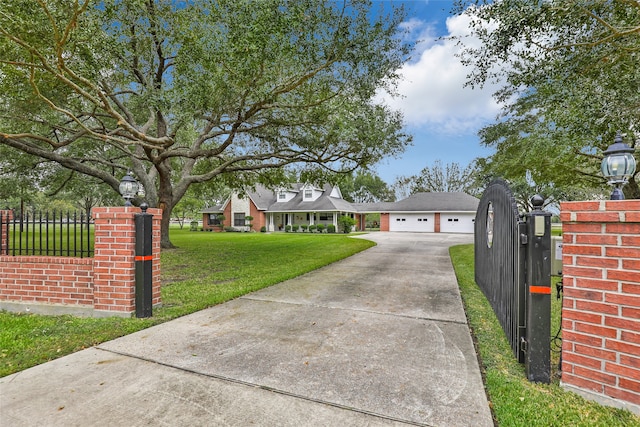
[202,184,479,233]
[202,183,362,232]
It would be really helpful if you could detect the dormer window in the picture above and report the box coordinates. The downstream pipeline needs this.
[278,191,286,200]
[304,189,313,199]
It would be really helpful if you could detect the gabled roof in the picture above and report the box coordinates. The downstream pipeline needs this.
[247,185,278,210]
[202,186,479,214]
[267,183,358,213]
[354,192,478,213]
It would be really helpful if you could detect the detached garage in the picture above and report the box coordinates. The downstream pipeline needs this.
[370,192,479,234]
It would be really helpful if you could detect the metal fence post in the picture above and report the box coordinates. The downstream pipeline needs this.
[135,203,153,318]
[523,195,552,383]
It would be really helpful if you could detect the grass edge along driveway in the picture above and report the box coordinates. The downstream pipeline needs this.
[450,244,640,427]
[0,231,374,377]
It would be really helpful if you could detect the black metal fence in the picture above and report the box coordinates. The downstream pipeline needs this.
[0,210,94,258]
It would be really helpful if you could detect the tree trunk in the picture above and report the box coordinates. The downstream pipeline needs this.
[159,200,175,249]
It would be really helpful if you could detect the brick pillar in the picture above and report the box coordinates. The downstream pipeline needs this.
[380,213,390,231]
[560,200,640,415]
[434,213,441,233]
[92,207,162,316]
[0,210,13,254]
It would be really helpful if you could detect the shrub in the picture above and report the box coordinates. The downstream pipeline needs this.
[300,224,308,232]
[327,224,336,233]
[338,216,356,233]
[292,224,299,232]
[308,224,317,233]
[285,225,291,232]
[260,226,267,233]
[224,226,238,232]
[316,224,325,233]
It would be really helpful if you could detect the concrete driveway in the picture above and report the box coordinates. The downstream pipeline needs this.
[0,232,493,427]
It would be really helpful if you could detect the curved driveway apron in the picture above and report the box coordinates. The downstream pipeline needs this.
[1,232,493,427]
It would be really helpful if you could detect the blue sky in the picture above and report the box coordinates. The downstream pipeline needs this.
[372,1,501,184]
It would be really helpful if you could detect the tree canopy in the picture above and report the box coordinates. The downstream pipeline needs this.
[0,0,412,246]
[455,0,640,198]
[393,160,481,199]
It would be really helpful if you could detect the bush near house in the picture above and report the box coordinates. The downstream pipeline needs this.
[300,224,308,232]
[338,216,356,233]
[327,224,336,233]
[316,224,325,233]
[308,224,317,233]
[285,225,291,232]
[292,225,299,232]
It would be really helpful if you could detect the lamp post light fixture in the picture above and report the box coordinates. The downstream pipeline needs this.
[119,171,140,206]
[601,132,637,200]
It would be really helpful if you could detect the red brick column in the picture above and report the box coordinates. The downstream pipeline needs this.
[380,213,390,231]
[560,200,640,415]
[92,207,162,316]
[0,210,12,254]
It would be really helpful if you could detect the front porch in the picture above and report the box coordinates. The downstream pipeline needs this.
[266,211,362,232]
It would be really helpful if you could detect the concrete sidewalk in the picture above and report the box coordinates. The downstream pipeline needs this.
[1,233,493,427]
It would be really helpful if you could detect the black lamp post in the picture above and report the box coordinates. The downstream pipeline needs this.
[601,133,636,200]
[118,172,140,206]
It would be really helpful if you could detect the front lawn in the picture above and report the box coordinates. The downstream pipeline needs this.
[0,230,374,377]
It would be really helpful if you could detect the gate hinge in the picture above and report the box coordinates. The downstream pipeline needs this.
[520,233,528,245]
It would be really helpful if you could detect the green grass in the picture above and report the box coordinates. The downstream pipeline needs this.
[450,244,640,426]
[0,230,374,377]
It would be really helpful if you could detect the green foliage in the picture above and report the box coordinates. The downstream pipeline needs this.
[260,226,266,233]
[285,225,291,233]
[0,0,413,246]
[338,170,396,203]
[393,160,481,199]
[291,224,299,232]
[308,224,317,233]
[316,224,325,233]
[338,215,356,233]
[300,224,307,232]
[327,224,336,233]
[449,244,640,426]
[455,1,640,198]
[0,229,375,376]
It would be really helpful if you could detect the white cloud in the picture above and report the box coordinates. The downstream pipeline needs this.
[379,13,503,135]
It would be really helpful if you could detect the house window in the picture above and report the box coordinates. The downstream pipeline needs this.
[234,213,245,226]
[278,192,286,200]
[304,189,313,199]
[319,213,331,221]
[208,214,221,225]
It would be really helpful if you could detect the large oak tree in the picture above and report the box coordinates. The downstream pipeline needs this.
[0,0,411,247]
[455,0,640,198]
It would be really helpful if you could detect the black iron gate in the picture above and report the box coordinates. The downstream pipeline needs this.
[474,179,552,383]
